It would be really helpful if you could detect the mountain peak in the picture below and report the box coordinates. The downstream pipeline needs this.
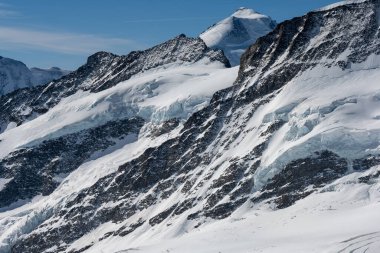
[200,8,276,66]
[176,33,187,38]
[86,51,117,66]
[232,7,261,18]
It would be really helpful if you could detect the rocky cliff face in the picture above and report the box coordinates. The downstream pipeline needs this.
[1,1,380,252]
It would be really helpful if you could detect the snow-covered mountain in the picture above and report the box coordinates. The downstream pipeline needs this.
[0,56,70,96]
[1,1,380,252]
[200,7,276,66]
[30,67,71,87]
[0,57,34,96]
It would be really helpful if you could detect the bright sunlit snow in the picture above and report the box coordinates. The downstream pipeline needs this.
[200,8,275,66]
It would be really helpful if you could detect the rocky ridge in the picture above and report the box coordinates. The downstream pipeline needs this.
[0,35,228,134]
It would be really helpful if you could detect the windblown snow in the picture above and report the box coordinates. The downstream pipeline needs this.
[30,67,71,87]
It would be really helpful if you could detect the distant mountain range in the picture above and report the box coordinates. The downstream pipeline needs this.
[0,56,70,95]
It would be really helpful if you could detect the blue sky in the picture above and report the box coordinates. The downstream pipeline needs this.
[0,0,340,69]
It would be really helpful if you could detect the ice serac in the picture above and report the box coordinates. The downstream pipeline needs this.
[200,7,276,66]
[2,1,380,252]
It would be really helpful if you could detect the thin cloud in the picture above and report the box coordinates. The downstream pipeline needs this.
[124,16,222,23]
[0,26,139,55]
[0,9,16,18]
[0,4,19,18]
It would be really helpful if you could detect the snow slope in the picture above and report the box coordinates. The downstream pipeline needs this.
[71,14,380,249]
[200,7,276,66]
[0,123,184,252]
[246,60,380,188]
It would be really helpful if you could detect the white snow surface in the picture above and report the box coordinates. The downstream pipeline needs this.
[200,8,275,66]
[5,165,377,253]
[0,53,237,252]
[250,58,380,187]
[0,179,11,192]
[193,54,380,191]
